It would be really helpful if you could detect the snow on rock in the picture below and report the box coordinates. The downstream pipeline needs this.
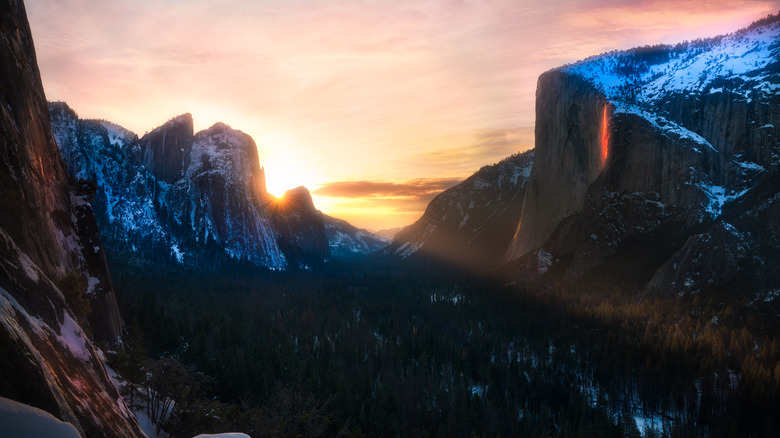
[0,397,80,438]
[193,434,251,438]
[17,249,40,283]
[396,241,424,258]
[86,276,100,296]
[58,313,91,362]
[565,20,780,108]
[536,249,553,275]
[323,215,389,258]
[699,183,749,218]
[613,104,716,152]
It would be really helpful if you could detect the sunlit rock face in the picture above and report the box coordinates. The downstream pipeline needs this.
[504,73,608,259]
[386,151,534,271]
[506,16,780,294]
[0,0,144,435]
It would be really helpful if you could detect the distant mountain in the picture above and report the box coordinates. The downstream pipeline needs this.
[49,103,382,270]
[324,215,389,258]
[385,151,533,271]
[373,227,403,241]
[0,1,143,435]
[504,14,780,295]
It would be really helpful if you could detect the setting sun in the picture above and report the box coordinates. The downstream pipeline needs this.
[25,0,777,231]
[262,153,320,199]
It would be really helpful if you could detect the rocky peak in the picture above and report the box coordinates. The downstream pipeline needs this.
[281,186,317,212]
[138,113,194,183]
[190,122,266,196]
[271,186,330,267]
[387,151,534,271]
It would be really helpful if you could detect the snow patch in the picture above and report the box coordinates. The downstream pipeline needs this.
[86,276,100,297]
[0,397,80,438]
[17,249,40,282]
[536,249,552,275]
[700,183,749,217]
[395,241,423,258]
[58,313,90,362]
[736,161,765,172]
[194,434,251,438]
[614,104,715,151]
[171,243,184,264]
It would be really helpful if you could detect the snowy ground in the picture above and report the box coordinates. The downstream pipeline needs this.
[0,397,81,438]
[102,356,250,438]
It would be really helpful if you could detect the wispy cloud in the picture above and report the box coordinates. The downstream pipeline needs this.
[414,127,534,169]
[25,0,780,229]
[314,178,462,199]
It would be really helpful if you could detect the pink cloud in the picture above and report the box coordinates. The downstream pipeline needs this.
[25,0,780,230]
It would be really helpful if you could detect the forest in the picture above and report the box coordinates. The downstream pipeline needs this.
[107,254,780,438]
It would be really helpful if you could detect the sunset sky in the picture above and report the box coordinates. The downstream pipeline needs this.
[26,0,779,231]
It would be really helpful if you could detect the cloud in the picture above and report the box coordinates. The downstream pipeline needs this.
[405,127,534,176]
[313,178,462,199]
[26,0,780,231]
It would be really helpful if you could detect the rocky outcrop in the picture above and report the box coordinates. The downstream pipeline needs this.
[504,16,780,295]
[271,186,329,267]
[387,151,533,271]
[504,75,607,259]
[0,0,143,435]
[137,113,193,184]
[185,122,284,266]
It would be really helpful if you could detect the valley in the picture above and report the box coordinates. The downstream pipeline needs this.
[1,0,779,436]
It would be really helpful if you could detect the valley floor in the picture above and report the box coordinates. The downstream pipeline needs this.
[108,255,780,437]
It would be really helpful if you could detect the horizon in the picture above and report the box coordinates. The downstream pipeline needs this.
[26,0,779,231]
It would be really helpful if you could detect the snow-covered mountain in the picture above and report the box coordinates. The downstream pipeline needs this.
[385,151,533,271]
[50,103,384,270]
[505,14,780,294]
[324,215,389,258]
[50,104,294,269]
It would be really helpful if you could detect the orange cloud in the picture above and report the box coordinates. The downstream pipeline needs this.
[25,0,779,230]
[313,178,462,199]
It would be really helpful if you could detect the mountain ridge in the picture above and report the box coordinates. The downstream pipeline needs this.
[503,13,779,295]
[49,101,386,271]
[385,151,533,271]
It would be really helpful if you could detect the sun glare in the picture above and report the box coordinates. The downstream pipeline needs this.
[265,169,298,199]
[263,157,322,200]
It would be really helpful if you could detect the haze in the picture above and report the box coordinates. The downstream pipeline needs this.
[26,0,778,230]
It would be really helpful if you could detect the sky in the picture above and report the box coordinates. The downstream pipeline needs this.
[26,0,779,231]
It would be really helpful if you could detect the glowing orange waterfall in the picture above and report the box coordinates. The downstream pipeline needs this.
[600,105,609,167]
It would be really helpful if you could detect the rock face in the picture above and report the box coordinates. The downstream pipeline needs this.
[386,151,533,271]
[505,15,780,294]
[270,186,330,267]
[0,1,143,436]
[50,103,338,270]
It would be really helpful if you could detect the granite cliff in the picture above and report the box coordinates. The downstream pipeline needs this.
[0,0,143,435]
[505,15,780,294]
[48,103,380,271]
[386,151,533,271]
